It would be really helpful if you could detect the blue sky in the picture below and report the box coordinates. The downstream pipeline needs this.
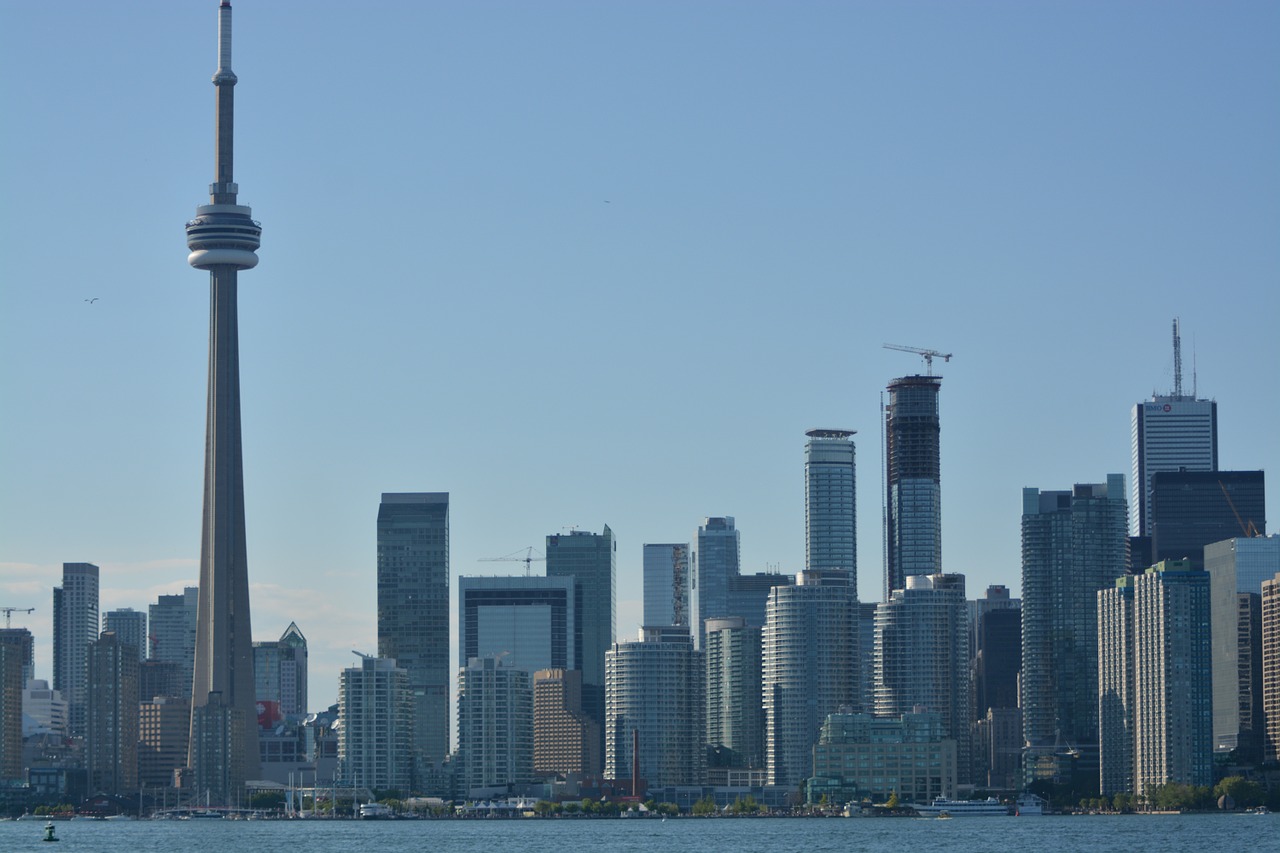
[2,1,1277,716]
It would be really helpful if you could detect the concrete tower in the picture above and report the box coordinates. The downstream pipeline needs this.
[884,375,943,599]
[186,1,262,799]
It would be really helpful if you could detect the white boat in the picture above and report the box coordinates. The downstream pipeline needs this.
[912,797,1009,817]
[359,802,394,820]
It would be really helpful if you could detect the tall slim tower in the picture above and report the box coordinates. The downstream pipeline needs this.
[53,562,99,737]
[884,375,942,599]
[186,1,262,799]
[805,429,857,584]
[377,493,451,769]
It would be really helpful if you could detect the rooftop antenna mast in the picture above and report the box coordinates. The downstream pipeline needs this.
[1172,318,1183,398]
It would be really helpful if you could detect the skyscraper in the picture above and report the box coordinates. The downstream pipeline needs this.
[0,634,25,782]
[1262,572,1280,763]
[1097,576,1136,796]
[1020,476,1127,787]
[53,561,98,736]
[532,668,599,779]
[546,525,615,772]
[704,616,764,772]
[253,622,308,721]
[604,626,705,790]
[1133,561,1213,795]
[884,375,943,599]
[762,570,858,786]
[873,573,970,781]
[186,1,262,799]
[690,517,740,648]
[103,608,147,662]
[458,575,576,674]
[805,429,857,583]
[642,543,690,629]
[1204,536,1279,762]
[338,655,414,792]
[86,632,140,796]
[1130,319,1218,538]
[1149,470,1265,569]
[377,492,450,768]
[149,587,198,695]
[457,656,533,796]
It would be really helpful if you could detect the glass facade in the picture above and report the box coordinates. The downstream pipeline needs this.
[458,575,575,675]
[691,517,740,649]
[1130,397,1218,537]
[642,543,689,629]
[1020,477,1127,754]
[804,429,857,583]
[377,492,450,767]
[885,376,942,599]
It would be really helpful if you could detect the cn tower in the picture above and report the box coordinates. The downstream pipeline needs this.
[186,0,260,800]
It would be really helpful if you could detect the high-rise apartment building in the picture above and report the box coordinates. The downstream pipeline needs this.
[254,622,308,722]
[338,655,414,792]
[805,429,857,583]
[1097,577,1136,796]
[532,668,599,779]
[1150,470,1265,569]
[0,628,34,690]
[705,616,764,771]
[0,634,25,782]
[86,632,140,796]
[53,561,99,736]
[1021,476,1127,785]
[874,573,970,780]
[377,492,450,768]
[546,525,614,772]
[642,543,690,629]
[149,587,198,695]
[457,656,534,796]
[690,517,740,648]
[138,695,191,788]
[1205,536,1279,761]
[1262,573,1280,762]
[458,575,576,674]
[103,608,147,662]
[884,375,943,598]
[604,626,704,790]
[762,570,858,786]
[1133,561,1213,795]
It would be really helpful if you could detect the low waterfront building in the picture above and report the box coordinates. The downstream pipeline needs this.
[807,712,957,805]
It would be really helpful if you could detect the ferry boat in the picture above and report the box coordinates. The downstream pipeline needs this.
[912,797,1009,817]
[1014,793,1047,816]
[359,802,394,820]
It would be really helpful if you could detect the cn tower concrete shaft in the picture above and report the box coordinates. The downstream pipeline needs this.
[186,0,261,801]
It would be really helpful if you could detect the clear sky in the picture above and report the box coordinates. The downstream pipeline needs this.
[2,1,1277,718]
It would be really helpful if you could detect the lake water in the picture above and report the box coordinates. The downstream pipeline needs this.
[2,813,1273,853]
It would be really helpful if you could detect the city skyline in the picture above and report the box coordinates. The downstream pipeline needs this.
[3,1,1279,712]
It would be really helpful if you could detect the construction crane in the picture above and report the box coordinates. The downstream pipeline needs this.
[479,546,546,577]
[1219,480,1262,538]
[883,343,953,375]
[1,607,34,629]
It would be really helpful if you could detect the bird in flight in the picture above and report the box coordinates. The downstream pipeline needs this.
[84,297,98,304]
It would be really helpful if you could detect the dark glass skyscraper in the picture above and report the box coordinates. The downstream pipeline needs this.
[884,375,942,599]
[1150,470,1265,570]
[377,492,450,769]
[546,525,615,774]
[691,517,740,648]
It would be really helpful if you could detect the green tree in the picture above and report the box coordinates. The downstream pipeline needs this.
[885,791,900,809]
[1214,776,1265,809]
[692,794,718,816]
